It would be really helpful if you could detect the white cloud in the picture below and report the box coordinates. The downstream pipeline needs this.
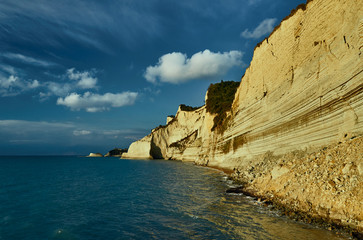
[0,75,18,89]
[28,79,39,89]
[44,81,72,97]
[144,49,243,84]
[1,53,55,67]
[73,130,92,136]
[0,74,41,96]
[241,18,277,39]
[38,68,98,98]
[0,66,100,98]
[0,67,98,98]
[0,64,16,75]
[57,91,138,112]
[66,68,98,89]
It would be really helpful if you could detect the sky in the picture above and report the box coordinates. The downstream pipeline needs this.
[0,0,305,155]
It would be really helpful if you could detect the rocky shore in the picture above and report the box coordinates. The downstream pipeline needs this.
[225,136,362,235]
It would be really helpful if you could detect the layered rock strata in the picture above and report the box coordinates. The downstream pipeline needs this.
[122,0,363,232]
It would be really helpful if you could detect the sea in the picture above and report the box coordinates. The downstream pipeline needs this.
[0,156,351,240]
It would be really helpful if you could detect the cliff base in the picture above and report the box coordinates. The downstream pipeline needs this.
[228,136,362,234]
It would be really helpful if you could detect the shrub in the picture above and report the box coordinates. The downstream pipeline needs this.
[206,80,240,131]
[179,104,202,112]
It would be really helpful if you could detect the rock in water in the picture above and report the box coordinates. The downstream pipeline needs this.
[104,148,128,157]
[87,153,103,157]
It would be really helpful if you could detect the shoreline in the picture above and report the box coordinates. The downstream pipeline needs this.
[121,139,362,238]
[195,136,363,239]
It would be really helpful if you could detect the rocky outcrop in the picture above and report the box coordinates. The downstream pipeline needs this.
[122,0,363,232]
[104,148,128,157]
[231,136,363,232]
[87,153,103,157]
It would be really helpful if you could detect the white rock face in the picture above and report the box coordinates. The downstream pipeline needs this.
[217,0,363,169]
[121,135,153,159]
[166,116,175,125]
[123,105,211,160]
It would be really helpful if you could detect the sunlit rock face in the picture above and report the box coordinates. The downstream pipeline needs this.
[122,105,214,161]
[125,0,362,166]
[216,0,363,168]
[121,135,153,159]
[122,0,363,231]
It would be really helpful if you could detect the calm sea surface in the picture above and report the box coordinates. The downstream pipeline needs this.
[0,156,349,240]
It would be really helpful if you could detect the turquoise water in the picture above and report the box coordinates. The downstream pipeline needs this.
[0,156,349,240]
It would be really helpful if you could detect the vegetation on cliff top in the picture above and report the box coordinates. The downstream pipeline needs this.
[206,80,240,132]
[179,104,202,111]
[105,148,128,157]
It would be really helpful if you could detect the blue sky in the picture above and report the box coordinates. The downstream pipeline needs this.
[0,0,305,155]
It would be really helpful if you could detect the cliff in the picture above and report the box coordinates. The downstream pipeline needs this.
[122,104,212,161]
[122,0,363,232]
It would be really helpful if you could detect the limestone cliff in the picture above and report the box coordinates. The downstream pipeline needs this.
[122,0,363,232]
[122,104,214,161]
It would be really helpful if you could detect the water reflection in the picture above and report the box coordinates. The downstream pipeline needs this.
[162,164,349,240]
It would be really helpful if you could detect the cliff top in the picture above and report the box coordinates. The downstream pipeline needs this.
[254,0,314,51]
[206,80,240,131]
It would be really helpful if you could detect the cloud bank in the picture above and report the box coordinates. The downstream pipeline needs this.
[0,120,74,137]
[241,18,277,39]
[57,91,138,112]
[144,49,243,84]
[0,119,149,155]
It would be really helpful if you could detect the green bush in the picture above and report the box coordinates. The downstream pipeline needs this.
[179,104,202,112]
[206,80,240,131]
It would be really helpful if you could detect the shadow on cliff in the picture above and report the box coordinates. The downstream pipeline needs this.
[150,141,163,159]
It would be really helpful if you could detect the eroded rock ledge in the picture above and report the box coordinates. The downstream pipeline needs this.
[122,0,363,233]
